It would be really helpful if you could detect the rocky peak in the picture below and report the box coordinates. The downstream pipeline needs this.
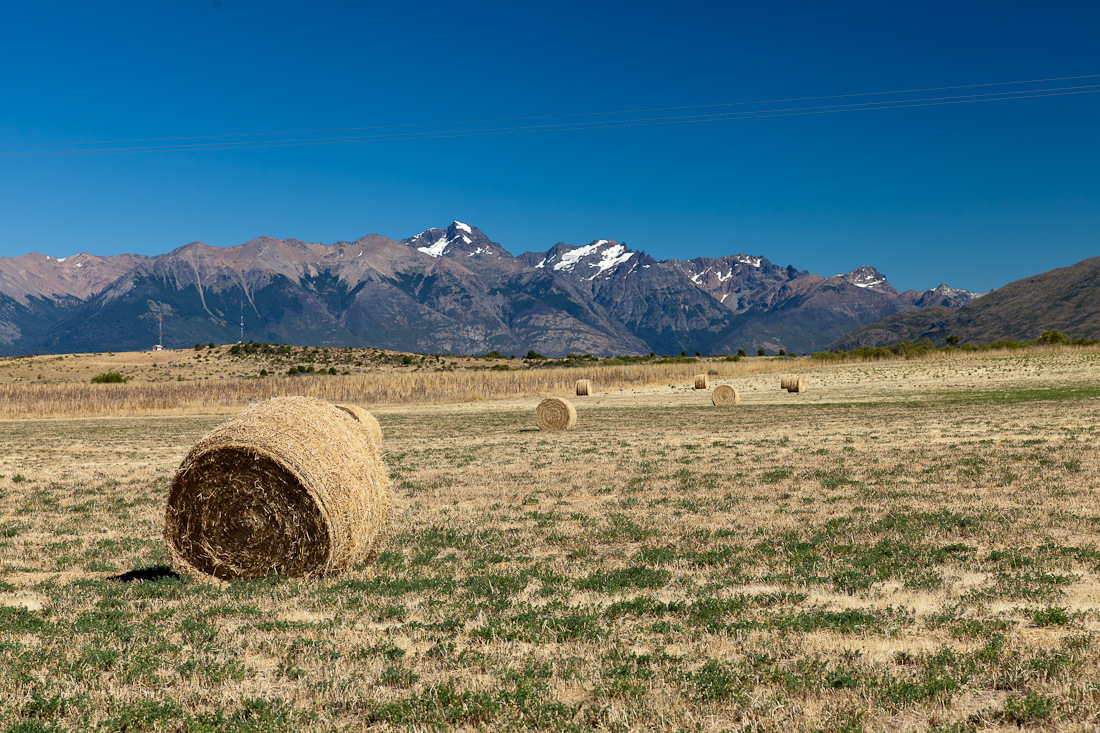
[835,265,898,294]
[404,221,497,258]
[914,283,984,308]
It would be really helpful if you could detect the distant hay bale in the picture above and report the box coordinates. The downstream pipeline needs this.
[536,397,577,431]
[575,379,591,396]
[335,404,383,447]
[164,396,392,581]
[694,374,709,389]
[781,375,806,392]
[711,385,740,406]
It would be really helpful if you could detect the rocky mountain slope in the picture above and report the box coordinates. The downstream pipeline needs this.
[0,222,981,357]
[831,254,1100,350]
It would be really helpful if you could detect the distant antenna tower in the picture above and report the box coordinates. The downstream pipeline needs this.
[158,312,163,349]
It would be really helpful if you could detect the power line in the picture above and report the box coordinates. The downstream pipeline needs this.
[3,73,1097,149]
[2,76,1096,158]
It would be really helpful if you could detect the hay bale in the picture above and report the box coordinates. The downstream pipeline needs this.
[711,385,740,406]
[789,376,807,393]
[335,404,383,447]
[694,374,709,389]
[575,379,591,396]
[536,397,577,431]
[780,375,794,390]
[164,396,392,581]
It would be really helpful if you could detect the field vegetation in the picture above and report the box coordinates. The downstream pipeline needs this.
[0,350,1099,730]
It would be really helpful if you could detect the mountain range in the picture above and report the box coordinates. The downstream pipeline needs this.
[0,222,983,357]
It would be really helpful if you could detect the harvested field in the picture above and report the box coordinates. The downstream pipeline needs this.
[1,351,1099,731]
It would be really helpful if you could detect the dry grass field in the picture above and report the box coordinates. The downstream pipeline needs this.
[1,349,1099,731]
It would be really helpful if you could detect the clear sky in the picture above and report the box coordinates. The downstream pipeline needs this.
[1,1,1097,293]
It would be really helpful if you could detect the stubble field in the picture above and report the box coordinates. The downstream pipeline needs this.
[1,350,1099,732]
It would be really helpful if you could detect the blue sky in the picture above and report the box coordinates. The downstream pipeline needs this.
[1,0,1097,293]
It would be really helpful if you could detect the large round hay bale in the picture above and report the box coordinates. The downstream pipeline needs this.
[789,376,806,393]
[711,385,740,406]
[335,404,383,447]
[575,379,591,396]
[694,374,709,389]
[780,375,794,390]
[536,397,577,431]
[164,396,392,581]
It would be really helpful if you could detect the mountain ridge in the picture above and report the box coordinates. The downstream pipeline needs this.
[0,222,982,357]
[831,254,1100,350]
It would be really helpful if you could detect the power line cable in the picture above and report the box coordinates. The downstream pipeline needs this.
[2,78,1096,158]
[2,73,1096,149]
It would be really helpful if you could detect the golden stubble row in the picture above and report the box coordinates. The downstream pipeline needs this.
[0,359,795,419]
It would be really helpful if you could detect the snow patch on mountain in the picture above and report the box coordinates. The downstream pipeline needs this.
[552,243,602,272]
[416,232,472,257]
[587,244,634,280]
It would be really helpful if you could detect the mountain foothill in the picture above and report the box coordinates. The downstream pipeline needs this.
[0,221,1002,358]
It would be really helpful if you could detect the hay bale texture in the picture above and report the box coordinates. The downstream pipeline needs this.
[575,379,591,396]
[164,396,392,581]
[711,384,740,406]
[781,375,806,393]
[694,374,709,389]
[335,404,383,447]
[536,397,577,431]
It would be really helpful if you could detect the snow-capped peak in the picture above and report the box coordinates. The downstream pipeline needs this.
[551,241,634,279]
[452,221,472,233]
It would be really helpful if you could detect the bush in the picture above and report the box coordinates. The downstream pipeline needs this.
[737,349,746,357]
[778,349,786,356]
[194,343,205,350]
[92,372,127,384]
[757,349,765,357]
[1037,330,1071,345]
[526,350,546,360]
[724,355,741,362]
[402,355,413,365]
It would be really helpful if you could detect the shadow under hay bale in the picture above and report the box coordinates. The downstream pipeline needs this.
[536,397,577,431]
[109,567,180,583]
[164,396,392,581]
[335,404,383,447]
[711,385,740,406]
[575,379,591,396]
[694,374,709,389]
